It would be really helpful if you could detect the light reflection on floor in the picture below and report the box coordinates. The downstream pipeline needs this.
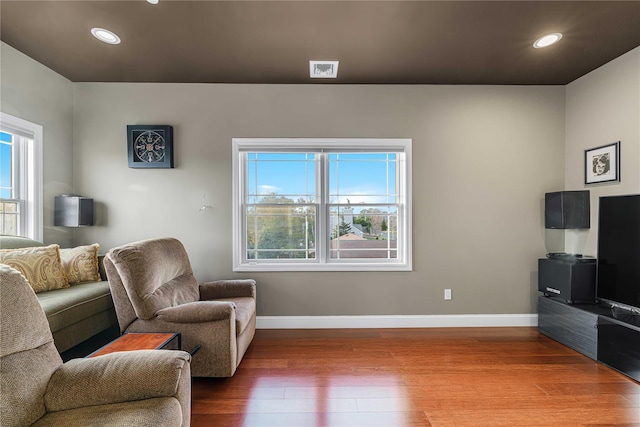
[242,375,409,427]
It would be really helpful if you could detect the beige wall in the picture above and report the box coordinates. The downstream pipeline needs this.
[70,83,565,316]
[3,43,636,320]
[0,43,75,247]
[565,47,640,256]
[2,41,576,317]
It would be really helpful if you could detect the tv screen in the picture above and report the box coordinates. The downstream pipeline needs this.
[596,194,640,310]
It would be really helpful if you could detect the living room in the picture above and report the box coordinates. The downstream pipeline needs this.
[1,1,639,426]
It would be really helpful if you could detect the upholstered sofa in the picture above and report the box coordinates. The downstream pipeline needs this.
[0,235,117,353]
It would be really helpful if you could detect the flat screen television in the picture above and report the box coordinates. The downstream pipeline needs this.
[596,194,640,311]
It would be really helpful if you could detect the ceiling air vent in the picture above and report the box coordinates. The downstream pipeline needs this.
[309,61,339,78]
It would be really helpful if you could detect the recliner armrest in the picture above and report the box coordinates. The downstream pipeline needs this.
[44,350,191,412]
[156,300,236,323]
[199,279,256,300]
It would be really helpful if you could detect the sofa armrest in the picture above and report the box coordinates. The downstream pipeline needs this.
[155,300,235,323]
[44,350,191,412]
[199,279,256,300]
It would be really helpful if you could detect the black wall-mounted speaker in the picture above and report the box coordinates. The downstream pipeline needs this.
[54,195,94,227]
[545,191,590,229]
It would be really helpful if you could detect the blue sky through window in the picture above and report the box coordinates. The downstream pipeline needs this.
[247,152,397,206]
[247,153,316,202]
[329,153,396,205]
[0,132,12,199]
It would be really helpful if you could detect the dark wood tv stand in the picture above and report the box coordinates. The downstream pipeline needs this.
[538,295,640,382]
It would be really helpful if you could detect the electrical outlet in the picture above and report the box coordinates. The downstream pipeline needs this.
[444,289,452,300]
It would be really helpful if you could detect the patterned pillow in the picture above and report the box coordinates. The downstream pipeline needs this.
[0,244,69,293]
[60,243,100,284]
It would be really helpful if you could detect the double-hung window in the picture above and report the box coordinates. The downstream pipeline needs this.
[0,113,43,240]
[232,138,412,271]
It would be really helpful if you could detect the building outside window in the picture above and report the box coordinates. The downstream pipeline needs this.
[0,113,43,240]
[232,138,412,272]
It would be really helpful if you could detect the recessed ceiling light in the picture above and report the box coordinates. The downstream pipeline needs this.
[91,27,121,45]
[533,33,563,49]
[310,61,339,78]
[147,0,159,4]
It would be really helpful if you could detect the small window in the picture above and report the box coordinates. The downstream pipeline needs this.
[0,113,43,240]
[232,138,412,271]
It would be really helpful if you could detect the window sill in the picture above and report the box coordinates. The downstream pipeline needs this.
[233,262,412,272]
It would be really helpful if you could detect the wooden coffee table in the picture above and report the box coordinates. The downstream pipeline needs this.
[87,332,181,358]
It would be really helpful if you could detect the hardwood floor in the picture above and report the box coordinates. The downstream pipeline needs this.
[191,328,640,426]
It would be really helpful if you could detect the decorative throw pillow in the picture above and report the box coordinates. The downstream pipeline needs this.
[60,243,100,284]
[0,244,69,293]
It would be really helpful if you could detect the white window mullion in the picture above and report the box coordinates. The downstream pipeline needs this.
[399,149,411,268]
[318,152,328,264]
[17,136,28,237]
[233,149,246,265]
[10,136,19,199]
[252,153,259,261]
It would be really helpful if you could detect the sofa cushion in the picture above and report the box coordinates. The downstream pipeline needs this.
[217,297,256,336]
[0,245,69,293]
[0,265,63,427]
[31,397,183,427]
[0,265,58,357]
[36,281,113,333]
[60,244,100,284]
[0,235,45,249]
[106,238,200,320]
[1,343,63,427]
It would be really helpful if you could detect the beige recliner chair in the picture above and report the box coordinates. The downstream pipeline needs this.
[0,264,191,427]
[104,237,256,377]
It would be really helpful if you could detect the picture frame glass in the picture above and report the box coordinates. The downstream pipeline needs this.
[127,125,174,169]
[585,142,619,184]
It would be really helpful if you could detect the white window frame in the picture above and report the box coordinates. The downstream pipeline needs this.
[0,113,43,241]
[232,138,412,272]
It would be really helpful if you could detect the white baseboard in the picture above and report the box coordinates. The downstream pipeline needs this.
[256,314,538,329]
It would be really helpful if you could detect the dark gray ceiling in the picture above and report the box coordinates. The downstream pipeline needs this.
[1,1,639,85]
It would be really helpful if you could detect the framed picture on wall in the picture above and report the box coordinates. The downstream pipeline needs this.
[584,141,620,184]
[127,125,174,168]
